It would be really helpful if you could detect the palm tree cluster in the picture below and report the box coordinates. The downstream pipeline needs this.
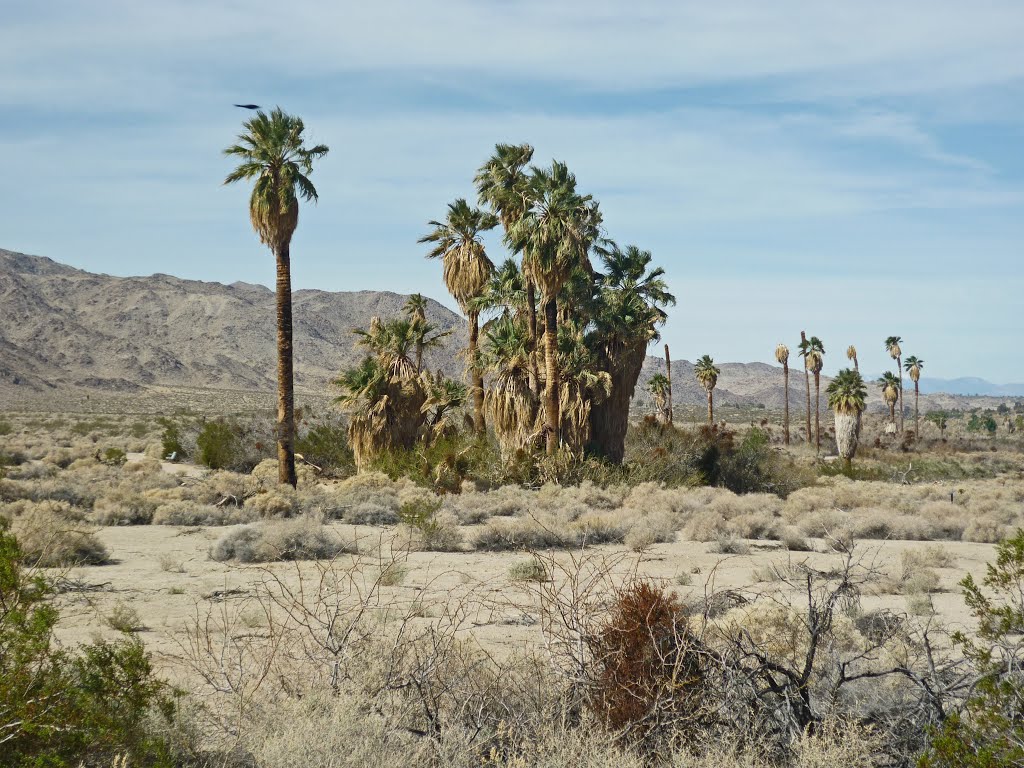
[406,143,675,465]
[333,308,458,470]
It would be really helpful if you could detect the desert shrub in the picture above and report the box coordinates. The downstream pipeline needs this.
[210,518,356,563]
[89,487,159,525]
[0,523,173,766]
[919,501,969,540]
[624,515,677,551]
[345,502,401,526]
[473,518,569,551]
[101,446,128,466]
[396,498,463,552]
[247,487,300,518]
[0,418,12,436]
[152,500,257,526]
[683,510,729,542]
[590,581,709,754]
[921,529,1024,766]
[296,420,354,476]
[962,518,1010,544]
[509,556,549,582]
[124,456,163,474]
[710,533,750,555]
[780,526,812,551]
[157,416,185,460]
[11,508,109,566]
[196,419,241,470]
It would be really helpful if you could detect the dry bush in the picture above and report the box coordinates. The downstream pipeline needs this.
[246,487,300,518]
[962,517,1010,544]
[10,507,109,566]
[89,486,159,525]
[918,501,968,540]
[780,526,811,552]
[683,510,728,542]
[152,500,259,526]
[624,513,677,552]
[395,510,464,552]
[210,517,357,563]
[710,533,751,555]
[508,556,549,582]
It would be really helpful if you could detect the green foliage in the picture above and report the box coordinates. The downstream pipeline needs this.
[826,368,867,412]
[967,413,997,435]
[157,417,184,460]
[921,529,1024,767]
[926,410,950,436]
[196,419,241,470]
[101,447,127,466]
[0,418,12,436]
[0,522,174,766]
[398,496,444,533]
[296,420,354,476]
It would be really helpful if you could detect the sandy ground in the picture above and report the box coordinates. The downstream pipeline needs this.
[48,521,996,680]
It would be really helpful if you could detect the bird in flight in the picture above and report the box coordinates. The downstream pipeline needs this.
[233,104,261,110]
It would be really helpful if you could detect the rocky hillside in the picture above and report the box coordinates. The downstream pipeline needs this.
[0,249,464,394]
[1,249,1013,414]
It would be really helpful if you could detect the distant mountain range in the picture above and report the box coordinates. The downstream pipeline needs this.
[1,249,1017,413]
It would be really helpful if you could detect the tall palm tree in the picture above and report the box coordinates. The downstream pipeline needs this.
[846,345,859,372]
[878,372,901,432]
[807,337,825,453]
[775,343,790,445]
[419,199,498,434]
[223,107,328,487]
[885,336,904,432]
[827,369,867,464]
[694,355,721,424]
[587,243,674,462]
[403,293,429,372]
[475,143,541,394]
[557,323,611,454]
[904,355,924,439]
[507,162,601,454]
[481,315,539,461]
[647,374,671,424]
[798,332,812,446]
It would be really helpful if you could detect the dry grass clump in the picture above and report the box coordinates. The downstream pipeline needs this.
[246,487,300,518]
[445,484,531,524]
[508,556,549,582]
[9,507,109,566]
[473,513,624,551]
[88,486,160,525]
[962,517,1010,544]
[709,533,750,555]
[917,501,967,540]
[152,500,258,526]
[395,510,464,552]
[328,471,418,525]
[624,513,677,551]
[210,517,357,563]
[3,461,57,481]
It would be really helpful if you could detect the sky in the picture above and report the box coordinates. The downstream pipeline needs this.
[2,1,1023,382]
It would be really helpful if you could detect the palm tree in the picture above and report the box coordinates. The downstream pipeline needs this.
[647,373,671,423]
[587,243,674,462]
[694,355,720,424]
[775,343,790,445]
[421,372,467,443]
[904,355,924,439]
[846,345,859,372]
[807,337,825,453]
[333,355,392,470]
[557,323,611,454]
[481,315,539,461]
[223,107,328,487]
[419,199,498,435]
[827,368,868,464]
[878,372,901,432]
[507,162,601,454]
[798,332,812,446]
[475,143,541,395]
[885,336,904,432]
[403,293,429,372]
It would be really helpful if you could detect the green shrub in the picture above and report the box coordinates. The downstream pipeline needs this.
[102,446,128,466]
[296,420,354,476]
[0,522,174,766]
[157,417,185,460]
[196,420,240,470]
[0,418,12,436]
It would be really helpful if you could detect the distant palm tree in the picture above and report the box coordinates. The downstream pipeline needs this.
[827,368,867,464]
[481,315,539,461]
[846,345,859,372]
[807,336,825,453]
[694,355,721,424]
[775,343,790,445]
[419,199,498,434]
[798,332,812,446]
[904,355,924,440]
[223,107,328,487]
[885,336,904,432]
[508,162,601,454]
[878,372,901,432]
[403,293,429,372]
[647,373,671,423]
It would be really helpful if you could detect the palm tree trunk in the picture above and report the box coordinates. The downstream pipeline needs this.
[804,366,812,446]
[707,389,714,424]
[664,344,674,425]
[897,356,904,432]
[834,409,861,461]
[468,312,485,434]
[543,297,559,455]
[782,362,790,445]
[526,281,541,398]
[588,339,645,464]
[914,382,919,441]
[814,372,821,454]
[274,242,297,487]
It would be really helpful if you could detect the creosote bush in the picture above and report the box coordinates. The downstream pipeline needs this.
[210,517,357,563]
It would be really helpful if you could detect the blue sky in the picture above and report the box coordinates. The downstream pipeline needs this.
[2,1,1023,381]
